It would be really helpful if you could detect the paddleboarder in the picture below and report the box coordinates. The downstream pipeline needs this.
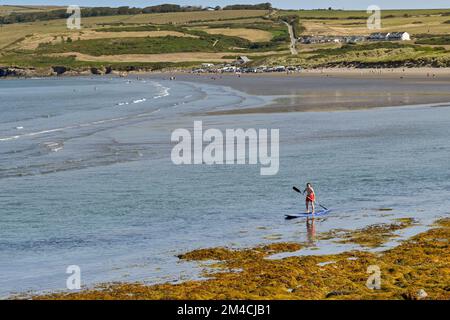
[287,186,328,219]
[304,183,316,214]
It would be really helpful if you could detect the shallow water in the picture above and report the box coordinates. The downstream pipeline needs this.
[0,76,449,297]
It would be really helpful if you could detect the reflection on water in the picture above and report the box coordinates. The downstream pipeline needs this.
[306,218,316,245]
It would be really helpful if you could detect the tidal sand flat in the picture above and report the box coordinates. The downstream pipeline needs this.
[1,75,449,298]
[164,72,450,113]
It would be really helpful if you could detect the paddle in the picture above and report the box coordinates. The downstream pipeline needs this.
[292,186,328,210]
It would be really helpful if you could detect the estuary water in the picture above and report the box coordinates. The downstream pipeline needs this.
[0,76,449,297]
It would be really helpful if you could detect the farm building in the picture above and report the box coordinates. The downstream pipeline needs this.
[367,32,390,41]
[298,36,343,44]
[344,36,366,44]
[387,32,410,41]
[368,32,410,41]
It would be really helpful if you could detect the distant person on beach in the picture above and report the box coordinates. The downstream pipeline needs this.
[304,183,316,214]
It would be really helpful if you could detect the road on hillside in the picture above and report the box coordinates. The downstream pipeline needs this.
[282,20,298,55]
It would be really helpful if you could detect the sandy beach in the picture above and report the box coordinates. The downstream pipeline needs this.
[285,67,450,80]
[148,68,450,114]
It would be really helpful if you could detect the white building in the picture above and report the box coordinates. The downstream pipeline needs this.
[387,32,410,41]
[368,32,411,41]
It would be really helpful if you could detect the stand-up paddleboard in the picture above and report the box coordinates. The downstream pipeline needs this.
[285,209,331,219]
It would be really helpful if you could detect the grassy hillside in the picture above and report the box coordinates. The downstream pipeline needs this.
[1,7,449,73]
[287,9,450,19]
[253,42,450,68]
[0,9,287,70]
[0,10,272,49]
[0,5,64,16]
[277,9,450,36]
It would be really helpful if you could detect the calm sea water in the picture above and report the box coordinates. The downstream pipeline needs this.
[0,76,449,297]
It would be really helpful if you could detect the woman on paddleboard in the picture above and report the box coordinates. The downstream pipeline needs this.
[304,183,316,214]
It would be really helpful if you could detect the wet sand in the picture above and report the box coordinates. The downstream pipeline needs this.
[147,69,450,114]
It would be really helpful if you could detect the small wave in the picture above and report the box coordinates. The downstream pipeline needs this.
[0,109,161,142]
[117,95,151,106]
[133,98,147,104]
[149,81,170,99]
[0,135,20,142]
[154,88,170,99]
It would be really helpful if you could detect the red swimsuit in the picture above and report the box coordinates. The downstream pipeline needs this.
[306,192,315,203]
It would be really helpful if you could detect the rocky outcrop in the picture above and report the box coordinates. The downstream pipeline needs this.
[90,67,104,75]
[89,66,113,75]
[52,66,68,75]
[0,68,7,77]
[0,67,36,77]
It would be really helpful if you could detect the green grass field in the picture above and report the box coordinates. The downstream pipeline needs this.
[278,9,450,36]
[36,34,252,56]
[0,7,449,71]
[251,42,450,68]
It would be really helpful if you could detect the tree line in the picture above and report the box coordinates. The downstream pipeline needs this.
[222,3,272,10]
[0,3,273,25]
